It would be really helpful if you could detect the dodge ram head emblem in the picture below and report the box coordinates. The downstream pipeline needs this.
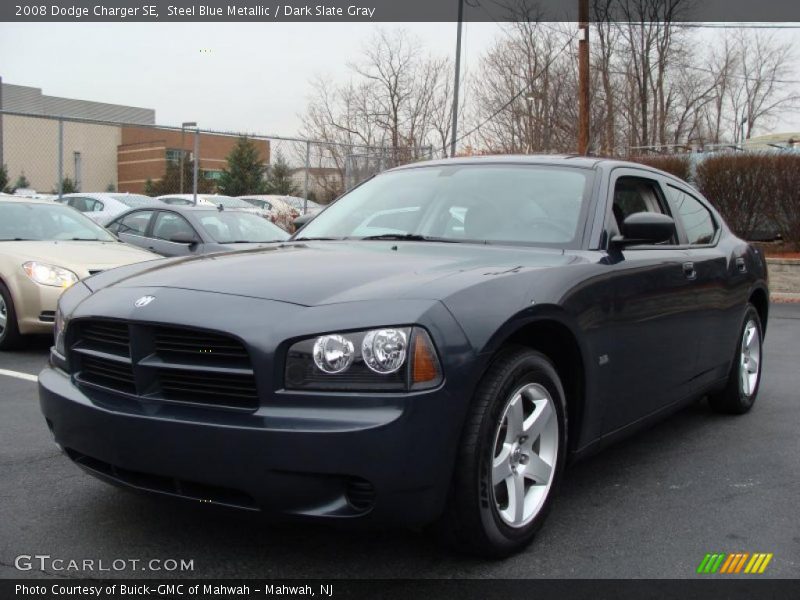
[134,296,155,308]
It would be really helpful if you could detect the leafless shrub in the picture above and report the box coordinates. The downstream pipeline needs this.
[695,153,800,246]
[630,155,692,181]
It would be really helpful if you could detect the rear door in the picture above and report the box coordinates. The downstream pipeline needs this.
[600,169,697,433]
[665,184,736,384]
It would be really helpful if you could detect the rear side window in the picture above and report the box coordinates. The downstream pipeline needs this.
[667,187,716,245]
[69,197,102,213]
[113,210,154,235]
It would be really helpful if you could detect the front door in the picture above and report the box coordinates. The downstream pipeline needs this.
[600,170,697,433]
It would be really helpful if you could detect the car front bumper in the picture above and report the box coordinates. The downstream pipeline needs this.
[14,277,63,335]
[39,363,464,526]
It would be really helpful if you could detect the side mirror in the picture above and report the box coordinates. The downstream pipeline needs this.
[612,212,675,246]
[169,232,198,247]
[292,212,315,232]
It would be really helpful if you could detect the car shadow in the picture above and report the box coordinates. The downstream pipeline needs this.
[70,398,729,578]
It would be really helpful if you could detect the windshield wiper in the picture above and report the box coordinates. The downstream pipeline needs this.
[357,233,461,243]
[292,236,343,241]
[70,237,104,241]
[1,237,38,241]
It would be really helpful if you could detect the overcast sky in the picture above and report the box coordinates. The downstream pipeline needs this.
[1,22,799,139]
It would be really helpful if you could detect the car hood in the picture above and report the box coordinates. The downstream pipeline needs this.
[0,240,159,278]
[86,241,583,307]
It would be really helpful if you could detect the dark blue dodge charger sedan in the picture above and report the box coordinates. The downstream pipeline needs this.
[39,156,768,556]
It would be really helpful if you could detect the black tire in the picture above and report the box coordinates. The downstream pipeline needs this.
[437,346,567,557]
[0,282,22,351]
[708,304,763,415]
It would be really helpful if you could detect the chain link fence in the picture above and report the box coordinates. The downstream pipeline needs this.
[0,110,431,203]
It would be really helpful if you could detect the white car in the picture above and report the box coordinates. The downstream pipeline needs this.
[238,195,299,231]
[156,194,270,220]
[280,195,324,216]
[57,193,163,224]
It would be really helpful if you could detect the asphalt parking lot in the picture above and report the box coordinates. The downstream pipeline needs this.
[1,304,798,580]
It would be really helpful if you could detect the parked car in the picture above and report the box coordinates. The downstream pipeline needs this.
[40,156,768,557]
[281,195,324,216]
[105,206,289,256]
[0,198,157,349]
[57,193,164,224]
[238,195,298,230]
[156,194,270,220]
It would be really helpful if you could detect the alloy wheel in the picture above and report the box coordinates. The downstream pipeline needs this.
[740,319,761,397]
[0,295,7,337]
[491,383,559,528]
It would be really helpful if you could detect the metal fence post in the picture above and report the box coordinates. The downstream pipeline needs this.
[303,140,310,213]
[192,127,199,203]
[0,76,4,170]
[57,118,64,199]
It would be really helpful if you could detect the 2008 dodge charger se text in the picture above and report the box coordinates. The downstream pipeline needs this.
[39,156,768,556]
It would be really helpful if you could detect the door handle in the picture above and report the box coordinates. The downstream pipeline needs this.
[736,257,747,273]
[682,261,697,280]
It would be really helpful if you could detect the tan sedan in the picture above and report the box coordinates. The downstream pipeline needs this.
[0,197,159,349]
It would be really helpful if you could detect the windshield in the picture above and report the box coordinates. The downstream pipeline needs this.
[110,194,159,208]
[197,211,289,243]
[0,203,117,242]
[205,196,256,209]
[296,164,592,247]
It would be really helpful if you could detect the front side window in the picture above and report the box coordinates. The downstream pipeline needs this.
[296,165,592,247]
[112,210,154,236]
[667,187,716,245]
[152,212,197,241]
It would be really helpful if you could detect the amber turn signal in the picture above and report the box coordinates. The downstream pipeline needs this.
[412,330,441,386]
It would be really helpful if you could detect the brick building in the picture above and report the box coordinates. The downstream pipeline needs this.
[117,127,270,193]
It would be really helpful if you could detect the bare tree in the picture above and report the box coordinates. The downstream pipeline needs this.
[300,28,451,195]
[727,30,799,143]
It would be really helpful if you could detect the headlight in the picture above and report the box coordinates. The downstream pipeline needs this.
[362,328,407,374]
[23,261,79,288]
[313,334,355,374]
[285,327,442,392]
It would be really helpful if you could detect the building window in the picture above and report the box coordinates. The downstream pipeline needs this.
[166,149,185,165]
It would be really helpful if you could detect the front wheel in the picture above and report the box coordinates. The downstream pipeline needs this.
[0,282,22,351]
[438,347,567,557]
[709,304,764,414]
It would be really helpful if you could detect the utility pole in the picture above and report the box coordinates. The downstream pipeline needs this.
[449,0,464,158]
[180,121,197,195]
[192,126,199,203]
[577,0,590,155]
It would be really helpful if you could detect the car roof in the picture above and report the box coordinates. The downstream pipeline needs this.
[0,196,57,206]
[113,205,248,216]
[386,154,687,176]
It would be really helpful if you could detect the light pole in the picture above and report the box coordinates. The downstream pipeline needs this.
[449,0,464,158]
[577,0,590,155]
[180,121,196,195]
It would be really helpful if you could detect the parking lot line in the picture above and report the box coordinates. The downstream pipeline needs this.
[0,368,38,383]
